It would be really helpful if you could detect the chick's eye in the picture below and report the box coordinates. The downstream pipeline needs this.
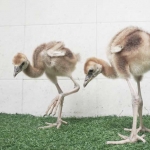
[20,62,25,68]
[89,69,93,73]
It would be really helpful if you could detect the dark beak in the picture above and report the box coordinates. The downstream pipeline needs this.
[13,72,17,77]
[83,75,92,87]
[13,66,20,77]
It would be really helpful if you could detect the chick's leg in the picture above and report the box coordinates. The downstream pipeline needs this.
[39,76,80,129]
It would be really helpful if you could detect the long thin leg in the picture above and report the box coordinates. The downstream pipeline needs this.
[52,76,80,117]
[137,79,147,129]
[62,76,80,96]
[39,82,65,129]
[127,79,139,134]
[43,83,63,116]
[55,76,80,128]
[125,78,150,133]
[39,76,80,129]
[55,83,67,128]
[107,79,145,144]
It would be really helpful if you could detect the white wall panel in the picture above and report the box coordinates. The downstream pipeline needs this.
[97,0,150,22]
[0,26,24,79]
[26,0,96,25]
[0,80,22,114]
[0,0,25,25]
[61,79,98,117]
[22,79,56,116]
[0,0,150,117]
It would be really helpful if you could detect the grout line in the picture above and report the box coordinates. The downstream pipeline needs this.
[24,22,97,26]
[96,0,98,57]
[23,0,26,54]
[0,22,96,27]
[0,25,25,27]
[21,0,27,114]
[0,78,86,81]
[1,21,150,28]
[24,0,27,27]
[21,80,23,113]
[2,77,150,81]
[97,21,150,23]
[96,0,98,115]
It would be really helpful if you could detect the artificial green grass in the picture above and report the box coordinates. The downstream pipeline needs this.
[0,114,150,150]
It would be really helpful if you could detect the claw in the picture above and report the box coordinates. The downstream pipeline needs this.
[52,96,62,115]
[124,128,132,131]
[141,134,146,138]
[61,119,67,124]
[44,95,61,116]
[44,96,58,115]
[118,133,128,140]
[137,135,146,143]
[48,103,56,115]
[48,112,52,115]
[107,133,147,144]
[38,119,67,129]
[45,122,51,125]
[124,126,150,133]
[57,123,61,129]
[107,139,129,144]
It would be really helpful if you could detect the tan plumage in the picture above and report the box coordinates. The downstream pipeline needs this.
[84,26,150,144]
[13,41,80,129]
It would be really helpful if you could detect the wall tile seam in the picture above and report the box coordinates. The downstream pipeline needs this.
[20,0,27,114]
[0,22,97,27]
[25,22,97,25]
[2,78,150,80]
[2,21,150,28]
[0,79,83,81]
[0,25,25,27]
[21,0,26,113]
[97,21,150,23]
[96,0,98,57]
[0,78,107,81]
[96,0,99,115]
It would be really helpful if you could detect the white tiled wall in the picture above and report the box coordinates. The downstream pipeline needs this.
[1,0,150,117]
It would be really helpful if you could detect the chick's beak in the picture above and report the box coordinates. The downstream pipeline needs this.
[13,66,20,77]
[13,72,17,77]
[83,75,92,87]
